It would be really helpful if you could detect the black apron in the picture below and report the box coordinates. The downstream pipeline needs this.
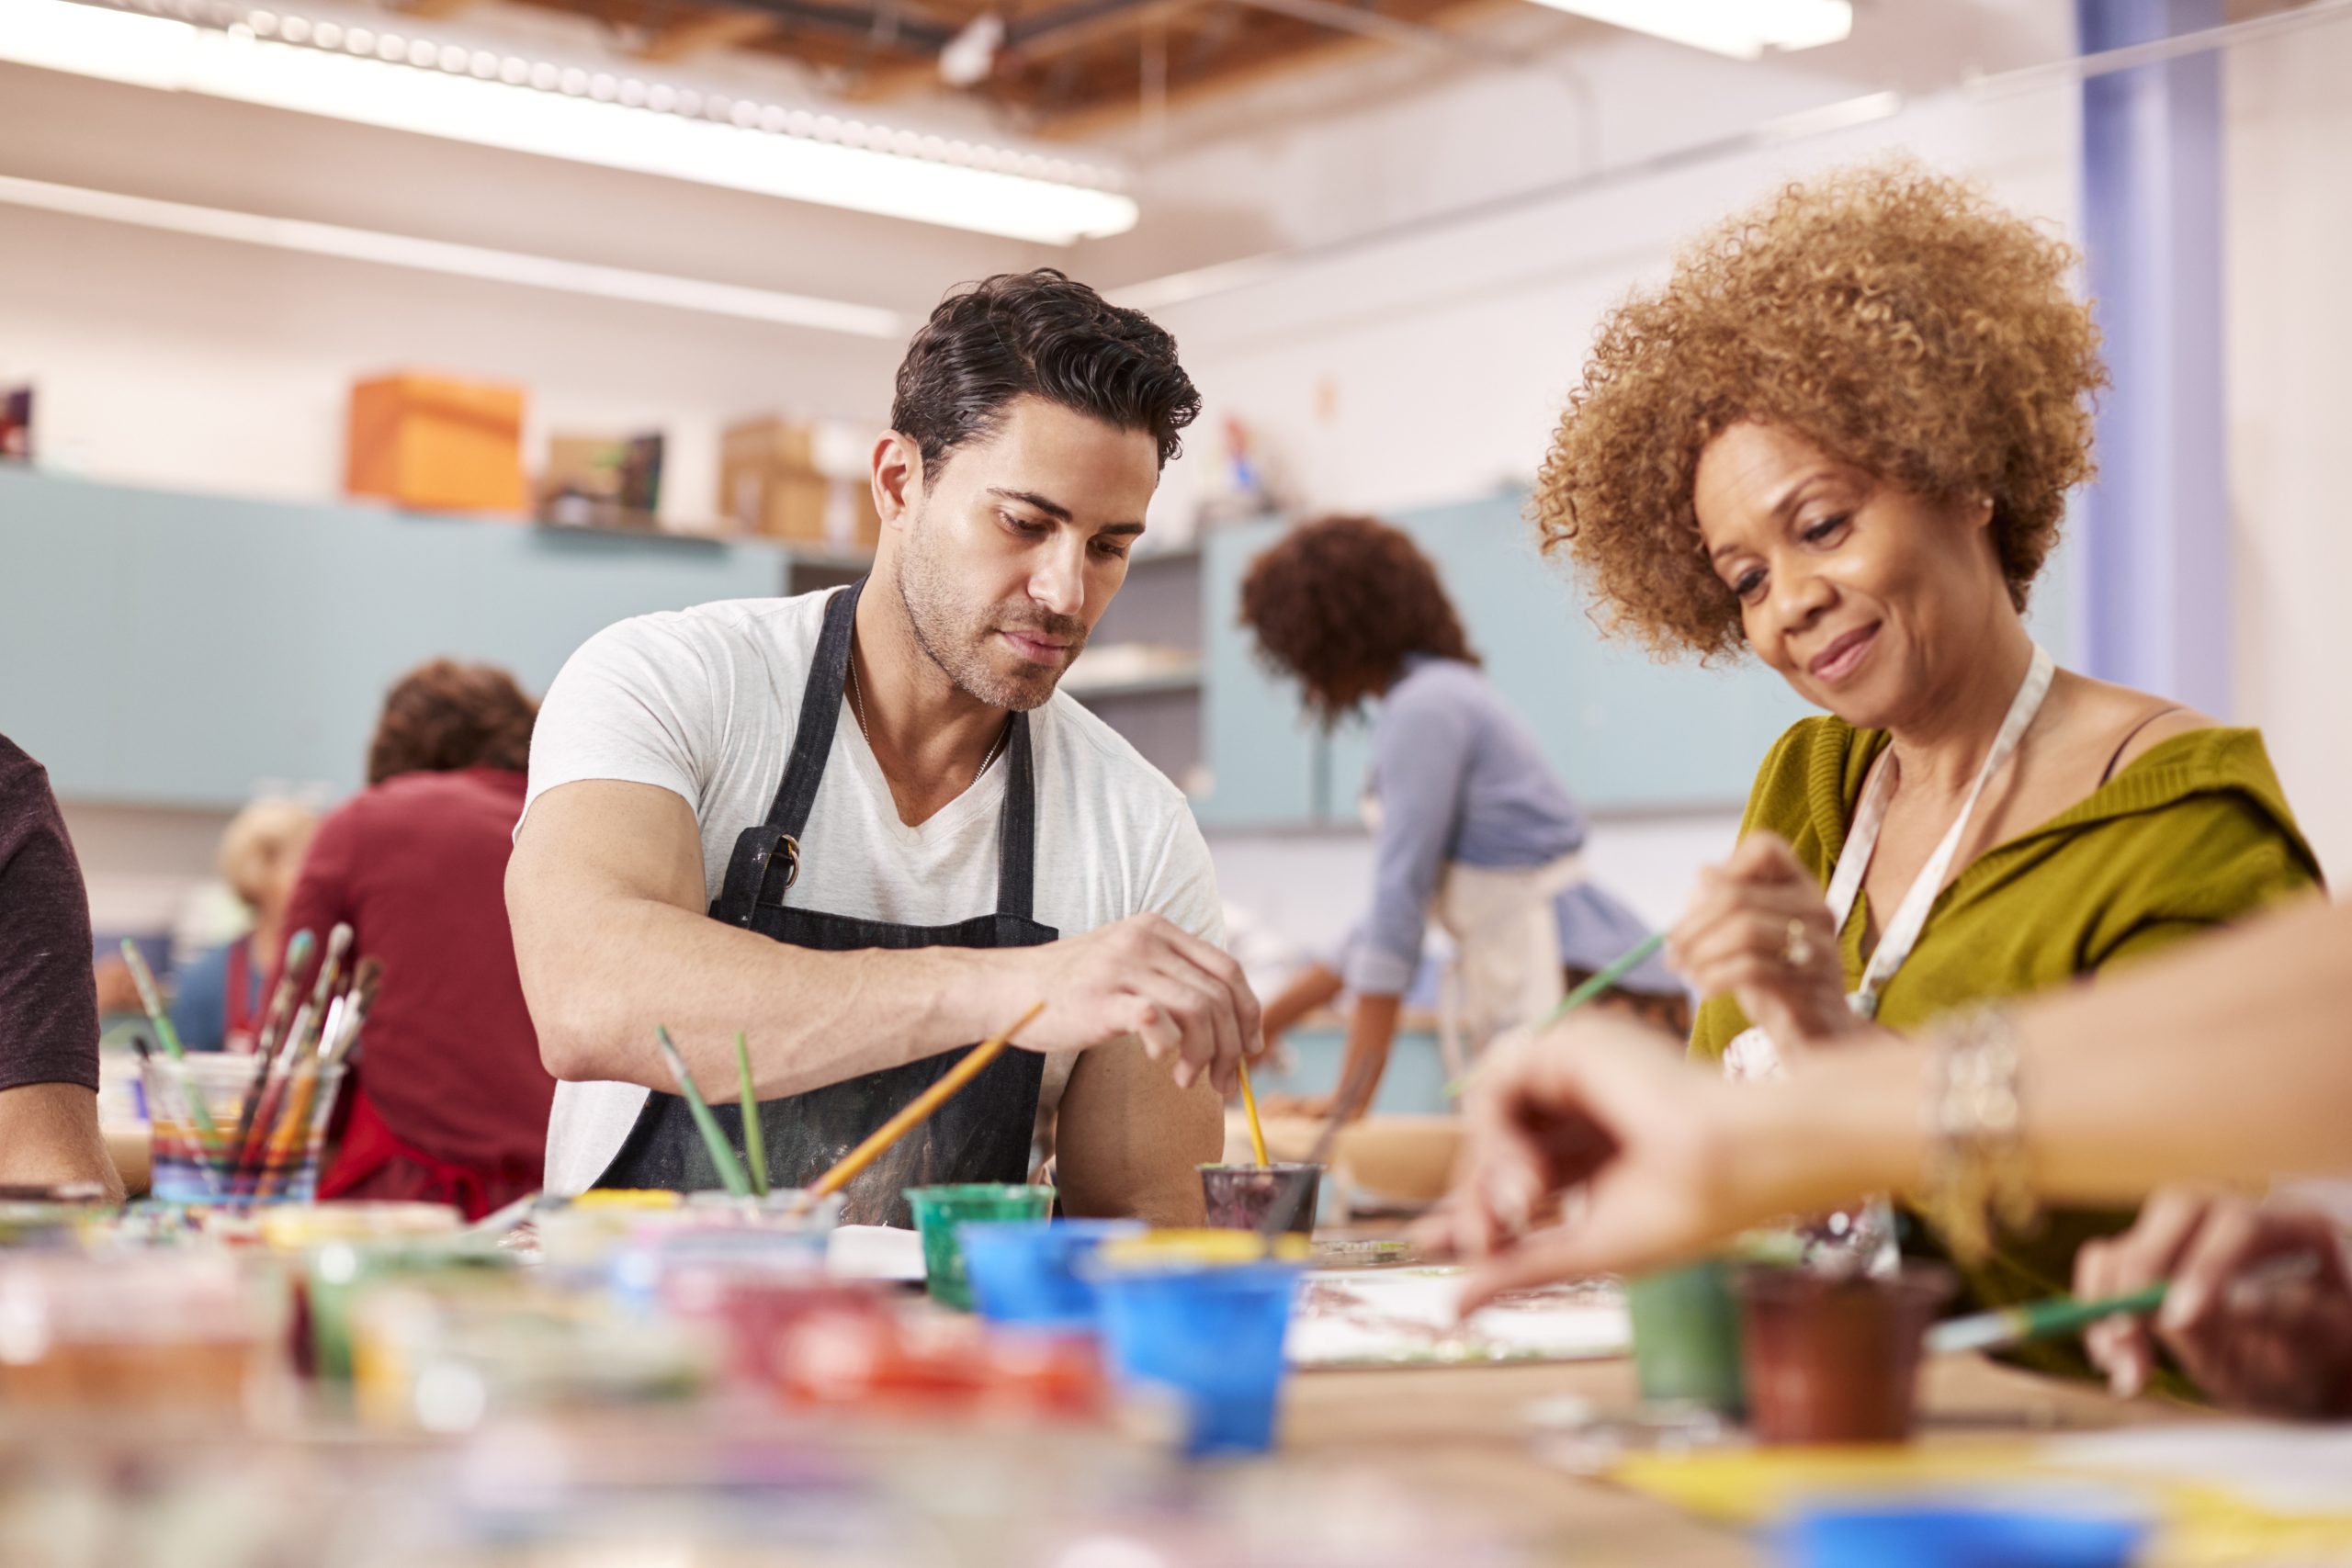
[594,581,1057,1226]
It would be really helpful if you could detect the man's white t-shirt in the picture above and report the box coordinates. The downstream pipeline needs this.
[523,587,1224,1196]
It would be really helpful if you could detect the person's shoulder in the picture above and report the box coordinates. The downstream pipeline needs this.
[583,591,831,667]
[1034,691,1191,823]
[1385,657,1487,714]
[1743,715,1858,819]
[0,732,51,807]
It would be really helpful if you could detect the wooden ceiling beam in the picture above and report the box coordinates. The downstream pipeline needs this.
[634,6,780,59]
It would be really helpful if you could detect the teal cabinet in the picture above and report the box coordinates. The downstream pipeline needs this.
[0,469,792,808]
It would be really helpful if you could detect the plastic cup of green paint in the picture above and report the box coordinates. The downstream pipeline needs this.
[1626,1257,1747,1418]
[904,1184,1055,1310]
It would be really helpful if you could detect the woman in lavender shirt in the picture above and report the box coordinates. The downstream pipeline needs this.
[1239,516,1687,1120]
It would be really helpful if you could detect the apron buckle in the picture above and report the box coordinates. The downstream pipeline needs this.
[755,832,800,908]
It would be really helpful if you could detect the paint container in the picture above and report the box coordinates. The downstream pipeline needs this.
[303,1237,513,1386]
[904,1185,1055,1311]
[141,1053,345,1205]
[1091,1256,1305,1457]
[0,1254,288,1416]
[1625,1258,1746,1417]
[959,1220,1145,1332]
[1781,1497,2148,1568]
[1736,1263,1953,1445]
[1198,1163,1323,1235]
[657,1264,887,1386]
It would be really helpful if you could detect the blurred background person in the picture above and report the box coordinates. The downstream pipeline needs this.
[167,797,318,1053]
[1239,514,1686,1122]
[279,660,553,1217]
[0,732,126,1200]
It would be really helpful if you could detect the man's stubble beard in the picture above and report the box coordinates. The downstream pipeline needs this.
[895,502,1084,714]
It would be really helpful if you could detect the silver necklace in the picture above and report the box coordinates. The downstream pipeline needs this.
[847,651,1011,789]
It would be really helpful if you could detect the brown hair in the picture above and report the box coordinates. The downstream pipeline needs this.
[1532,158,2107,660]
[1238,515,1479,725]
[367,660,537,785]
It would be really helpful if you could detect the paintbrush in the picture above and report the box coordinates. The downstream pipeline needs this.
[1443,931,1667,1098]
[1237,1055,1270,1168]
[655,1027,754,1199]
[796,1000,1048,1213]
[119,940,228,1157]
[735,1031,769,1199]
[252,928,316,1061]
[237,924,356,1174]
[250,957,383,1199]
[1256,1041,1387,1243]
[320,957,383,1069]
[1928,1253,2326,1357]
[1928,1281,2169,1357]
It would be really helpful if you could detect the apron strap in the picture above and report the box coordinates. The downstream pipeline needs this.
[763,579,863,841]
[730,576,1042,924]
[996,710,1036,923]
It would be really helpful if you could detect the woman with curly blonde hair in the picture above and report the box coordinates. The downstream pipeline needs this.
[1532,160,2321,1369]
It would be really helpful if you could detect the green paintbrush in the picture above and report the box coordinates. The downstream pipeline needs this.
[1445,931,1667,1098]
[735,1030,768,1198]
[120,940,221,1146]
[655,1026,753,1199]
[1927,1281,2169,1356]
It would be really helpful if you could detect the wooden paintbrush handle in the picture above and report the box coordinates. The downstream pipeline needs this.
[807,1001,1046,1201]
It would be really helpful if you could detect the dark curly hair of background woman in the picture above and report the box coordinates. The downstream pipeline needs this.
[1238,515,1478,727]
[367,660,539,785]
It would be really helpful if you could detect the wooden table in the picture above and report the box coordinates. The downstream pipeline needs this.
[1278,1354,2192,1564]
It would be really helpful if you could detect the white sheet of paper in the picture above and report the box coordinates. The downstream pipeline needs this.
[2041,1424,2352,1515]
[828,1223,925,1281]
[1287,1269,1628,1369]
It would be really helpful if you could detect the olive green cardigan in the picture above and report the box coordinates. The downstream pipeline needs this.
[1692,718,2323,1376]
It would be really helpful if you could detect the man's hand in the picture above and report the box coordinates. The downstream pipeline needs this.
[2077,1190,2352,1416]
[1666,832,1855,1055]
[996,914,1262,1097]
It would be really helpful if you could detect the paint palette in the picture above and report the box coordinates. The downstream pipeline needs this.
[1287,1268,1628,1369]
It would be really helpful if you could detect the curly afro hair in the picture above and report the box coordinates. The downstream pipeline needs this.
[1239,515,1478,726]
[1532,159,2108,660]
[367,660,537,785]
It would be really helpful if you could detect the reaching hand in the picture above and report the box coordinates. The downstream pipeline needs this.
[997,914,1263,1097]
[1666,831,1854,1055]
[2076,1190,2352,1416]
[1419,1013,1764,1312]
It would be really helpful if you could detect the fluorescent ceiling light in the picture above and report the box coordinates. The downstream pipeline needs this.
[0,173,908,337]
[1524,0,1851,60]
[0,0,1138,245]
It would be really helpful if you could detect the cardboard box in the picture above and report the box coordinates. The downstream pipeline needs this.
[346,373,526,514]
[720,416,879,549]
[538,432,664,530]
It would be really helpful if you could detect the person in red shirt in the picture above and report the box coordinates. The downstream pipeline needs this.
[279,661,553,1217]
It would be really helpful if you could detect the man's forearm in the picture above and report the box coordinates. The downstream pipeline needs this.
[0,1084,127,1203]
[522,891,1015,1100]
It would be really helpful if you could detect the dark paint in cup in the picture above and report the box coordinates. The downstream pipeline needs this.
[1736,1262,1954,1445]
[1198,1163,1323,1235]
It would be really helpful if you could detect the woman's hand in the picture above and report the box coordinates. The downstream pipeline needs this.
[2076,1190,2352,1416]
[1258,1092,1338,1122]
[1666,831,1855,1055]
[1419,1013,1768,1311]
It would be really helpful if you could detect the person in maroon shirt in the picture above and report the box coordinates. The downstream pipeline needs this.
[278,662,554,1217]
[0,733,126,1200]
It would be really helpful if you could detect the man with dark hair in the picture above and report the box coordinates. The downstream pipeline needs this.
[509,271,1252,1224]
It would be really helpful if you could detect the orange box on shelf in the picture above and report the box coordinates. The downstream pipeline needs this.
[345,373,527,515]
[719,415,880,550]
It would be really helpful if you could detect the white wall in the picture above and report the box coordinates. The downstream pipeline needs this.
[2225,17,2352,883]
